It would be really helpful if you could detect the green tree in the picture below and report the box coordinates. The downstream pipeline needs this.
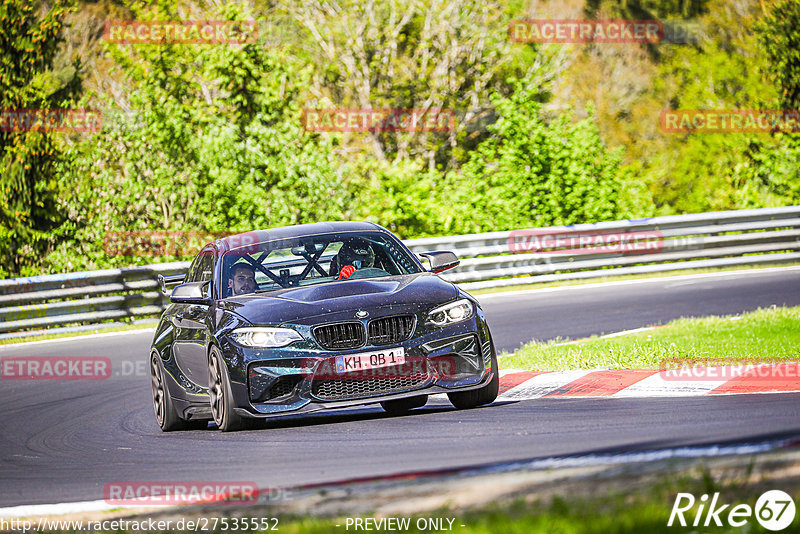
[283,0,558,169]
[49,4,351,271]
[640,0,787,213]
[347,158,453,238]
[758,0,800,111]
[450,77,645,234]
[748,0,800,204]
[0,0,82,277]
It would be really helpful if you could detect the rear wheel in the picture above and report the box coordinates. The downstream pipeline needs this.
[447,354,499,410]
[208,346,245,432]
[151,352,196,431]
[380,395,428,414]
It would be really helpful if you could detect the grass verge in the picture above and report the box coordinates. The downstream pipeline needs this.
[278,480,800,534]
[500,306,800,371]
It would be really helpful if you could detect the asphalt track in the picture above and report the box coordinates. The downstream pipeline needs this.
[1,268,799,508]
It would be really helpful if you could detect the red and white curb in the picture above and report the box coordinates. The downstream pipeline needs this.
[497,364,800,399]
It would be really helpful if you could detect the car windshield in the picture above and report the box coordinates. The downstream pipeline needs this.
[220,231,422,297]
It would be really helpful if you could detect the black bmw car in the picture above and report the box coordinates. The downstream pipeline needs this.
[150,222,499,431]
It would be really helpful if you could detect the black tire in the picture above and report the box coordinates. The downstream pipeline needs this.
[208,346,245,432]
[447,355,499,410]
[380,395,428,414]
[151,352,194,431]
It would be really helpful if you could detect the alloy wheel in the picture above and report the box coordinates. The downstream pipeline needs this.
[208,352,224,425]
[150,354,165,425]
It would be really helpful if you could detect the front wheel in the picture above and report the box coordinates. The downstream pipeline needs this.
[151,352,197,431]
[208,346,245,432]
[447,355,499,410]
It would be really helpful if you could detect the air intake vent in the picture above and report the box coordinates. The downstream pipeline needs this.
[267,376,301,400]
[368,315,416,345]
[311,357,431,400]
[313,322,366,350]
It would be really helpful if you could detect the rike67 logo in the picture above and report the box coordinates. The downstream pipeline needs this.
[668,490,796,531]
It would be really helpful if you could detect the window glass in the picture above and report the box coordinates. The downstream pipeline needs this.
[221,231,421,296]
[188,247,215,285]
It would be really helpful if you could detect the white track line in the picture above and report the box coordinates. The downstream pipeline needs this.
[596,327,657,339]
[0,328,154,351]
[476,265,800,300]
[555,327,658,346]
[0,500,159,519]
[480,441,788,473]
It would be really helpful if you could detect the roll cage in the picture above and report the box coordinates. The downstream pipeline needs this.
[215,231,421,297]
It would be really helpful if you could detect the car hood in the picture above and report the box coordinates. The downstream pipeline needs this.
[221,272,458,325]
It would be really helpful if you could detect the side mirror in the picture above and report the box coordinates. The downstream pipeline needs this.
[170,281,211,305]
[418,251,460,274]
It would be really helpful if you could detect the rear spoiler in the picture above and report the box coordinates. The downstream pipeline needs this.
[157,273,186,295]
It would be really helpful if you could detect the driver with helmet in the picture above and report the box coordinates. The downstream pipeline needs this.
[334,239,376,280]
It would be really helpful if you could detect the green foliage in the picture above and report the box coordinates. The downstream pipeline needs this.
[4,0,800,277]
[746,0,800,207]
[451,78,645,233]
[586,0,711,19]
[0,0,82,277]
[639,0,799,213]
[757,0,800,111]
[280,0,554,169]
[348,159,454,238]
[48,4,350,272]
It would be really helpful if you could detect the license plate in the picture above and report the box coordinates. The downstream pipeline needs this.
[335,347,406,374]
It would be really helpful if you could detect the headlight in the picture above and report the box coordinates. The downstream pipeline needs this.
[231,327,303,348]
[427,299,473,327]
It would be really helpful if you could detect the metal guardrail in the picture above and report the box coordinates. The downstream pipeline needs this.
[0,263,189,334]
[1,206,798,336]
[406,206,800,289]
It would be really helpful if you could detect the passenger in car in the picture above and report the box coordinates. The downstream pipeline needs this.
[228,263,257,296]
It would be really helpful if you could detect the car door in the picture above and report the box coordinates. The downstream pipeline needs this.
[172,246,215,389]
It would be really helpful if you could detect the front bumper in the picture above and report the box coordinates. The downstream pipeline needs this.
[235,370,496,418]
[226,316,495,418]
